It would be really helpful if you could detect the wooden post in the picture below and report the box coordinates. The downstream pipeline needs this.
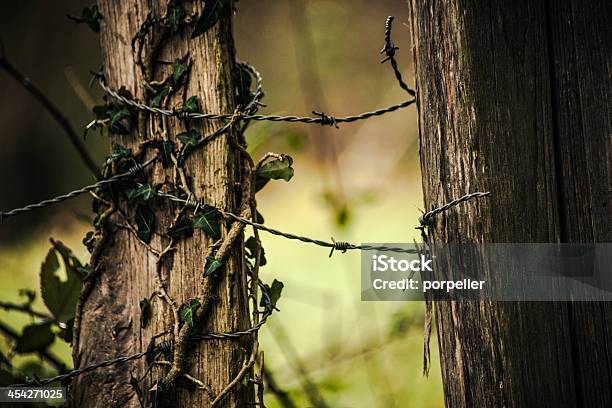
[71,1,253,406]
[408,0,611,406]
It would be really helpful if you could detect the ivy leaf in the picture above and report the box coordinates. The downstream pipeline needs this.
[15,323,54,354]
[127,183,156,202]
[171,59,191,87]
[140,298,152,328]
[270,279,284,308]
[135,205,155,243]
[179,96,200,114]
[109,108,133,134]
[179,299,201,328]
[254,155,294,192]
[150,87,169,108]
[40,243,83,323]
[193,207,220,239]
[260,279,284,310]
[76,264,93,278]
[153,140,174,169]
[167,214,193,240]
[203,256,223,277]
[67,5,103,33]
[191,0,231,39]
[177,130,201,165]
[106,144,132,166]
[167,1,187,33]
[244,237,266,266]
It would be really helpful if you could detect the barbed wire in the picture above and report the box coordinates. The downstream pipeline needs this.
[158,191,489,256]
[419,192,491,226]
[10,281,277,388]
[13,350,148,387]
[98,76,415,127]
[0,156,157,222]
[381,16,416,97]
[1,13,492,394]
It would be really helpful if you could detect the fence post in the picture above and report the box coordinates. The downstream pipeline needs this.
[70,1,254,406]
[408,0,612,406]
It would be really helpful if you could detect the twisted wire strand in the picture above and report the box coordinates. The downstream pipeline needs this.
[160,192,419,256]
[419,192,491,226]
[98,76,415,127]
[10,280,276,387]
[13,350,148,387]
[0,156,157,222]
[381,16,416,97]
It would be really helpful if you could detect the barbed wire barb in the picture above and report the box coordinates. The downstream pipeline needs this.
[381,16,416,97]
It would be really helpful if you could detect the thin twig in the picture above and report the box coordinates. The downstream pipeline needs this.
[0,47,100,177]
[0,301,56,322]
[211,340,259,407]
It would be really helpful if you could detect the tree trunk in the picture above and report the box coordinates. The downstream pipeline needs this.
[71,1,253,406]
[408,0,611,407]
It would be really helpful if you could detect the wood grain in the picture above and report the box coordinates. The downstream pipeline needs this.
[71,1,252,406]
[408,0,611,406]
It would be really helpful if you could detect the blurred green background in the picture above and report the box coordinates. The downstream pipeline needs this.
[0,0,443,406]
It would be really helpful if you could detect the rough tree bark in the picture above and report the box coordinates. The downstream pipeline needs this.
[408,0,611,407]
[71,1,253,406]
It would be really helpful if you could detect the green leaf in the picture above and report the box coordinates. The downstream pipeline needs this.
[67,5,103,33]
[150,87,169,108]
[171,59,191,87]
[109,108,132,134]
[179,299,201,328]
[153,140,174,168]
[254,155,294,192]
[193,207,220,239]
[269,279,284,308]
[106,144,132,166]
[76,264,93,278]
[15,323,54,354]
[135,205,155,243]
[167,214,193,240]
[180,96,200,114]
[140,298,152,328]
[191,0,231,39]
[177,130,201,165]
[244,236,266,266]
[40,243,83,323]
[127,183,156,202]
[203,256,223,277]
[167,1,187,32]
